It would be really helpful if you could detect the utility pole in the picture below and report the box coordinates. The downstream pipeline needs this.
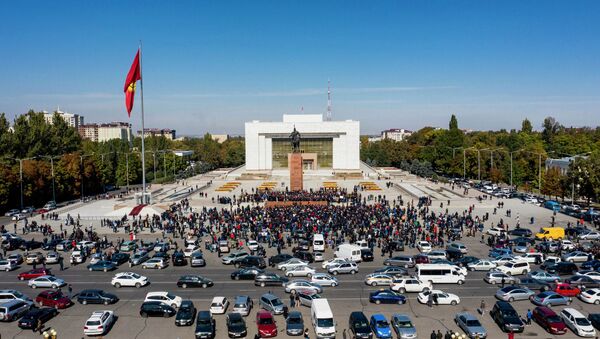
[477,150,481,181]
[463,149,466,179]
[126,153,130,192]
[19,159,23,209]
[538,153,542,193]
[510,152,513,188]
[153,152,157,182]
[50,157,55,203]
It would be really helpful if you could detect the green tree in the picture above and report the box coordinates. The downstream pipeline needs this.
[521,118,533,134]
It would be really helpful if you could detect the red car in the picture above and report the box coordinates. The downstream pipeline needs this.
[552,283,581,297]
[18,268,52,281]
[414,254,430,264]
[35,290,72,309]
[256,310,277,338]
[532,306,567,334]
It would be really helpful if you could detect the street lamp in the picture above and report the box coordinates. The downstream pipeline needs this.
[79,153,94,200]
[4,156,37,209]
[38,155,59,204]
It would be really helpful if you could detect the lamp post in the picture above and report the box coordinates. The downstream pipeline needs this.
[39,155,58,204]
[5,156,37,210]
[79,153,94,200]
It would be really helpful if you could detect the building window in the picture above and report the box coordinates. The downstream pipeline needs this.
[271,138,333,169]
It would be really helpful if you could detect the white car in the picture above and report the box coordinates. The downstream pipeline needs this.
[111,272,149,288]
[28,275,66,289]
[321,258,350,269]
[222,251,249,265]
[391,277,432,293]
[417,241,432,253]
[575,270,600,281]
[70,251,86,264]
[525,197,540,205]
[183,245,200,257]
[313,252,324,262]
[491,255,518,266]
[560,240,575,251]
[84,310,115,336]
[77,241,95,249]
[426,250,447,260]
[0,259,17,271]
[278,258,308,271]
[518,252,544,264]
[285,265,316,278]
[144,291,182,308]
[44,252,61,264]
[310,273,338,287]
[247,240,259,251]
[579,231,600,240]
[560,308,596,337]
[495,261,530,276]
[578,288,600,305]
[486,227,505,236]
[210,296,229,314]
[562,251,589,263]
[11,213,26,221]
[141,258,168,269]
[467,260,497,271]
[417,290,460,305]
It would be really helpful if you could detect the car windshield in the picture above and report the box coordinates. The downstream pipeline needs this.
[130,273,141,279]
[230,318,244,326]
[503,310,518,317]
[259,317,274,325]
[395,320,412,328]
[317,318,334,327]
[166,293,176,299]
[547,316,561,323]
[234,303,246,308]
[198,318,211,325]
[376,320,389,327]
[575,318,591,326]
[271,299,283,306]
[210,303,222,308]
[288,316,302,324]
[465,320,481,327]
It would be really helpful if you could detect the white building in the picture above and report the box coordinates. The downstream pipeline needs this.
[43,110,84,129]
[381,128,412,141]
[245,114,360,171]
[79,122,132,143]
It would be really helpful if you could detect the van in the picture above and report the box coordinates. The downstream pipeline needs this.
[0,300,31,322]
[535,227,565,241]
[334,244,362,263]
[311,298,336,339]
[544,200,561,212]
[355,240,369,250]
[313,234,325,252]
[219,240,230,253]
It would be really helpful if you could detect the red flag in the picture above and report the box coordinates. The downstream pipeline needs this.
[124,49,141,116]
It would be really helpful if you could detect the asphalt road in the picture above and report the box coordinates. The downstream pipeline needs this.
[0,229,598,339]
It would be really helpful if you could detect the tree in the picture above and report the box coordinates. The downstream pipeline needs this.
[521,118,533,134]
[449,114,459,130]
[542,167,564,199]
[542,116,562,148]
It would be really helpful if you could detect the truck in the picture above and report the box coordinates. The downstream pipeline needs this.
[535,227,565,241]
[311,298,336,339]
[334,243,362,262]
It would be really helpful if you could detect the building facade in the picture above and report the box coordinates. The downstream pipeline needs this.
[43,110,84,129]
[245,114,360,171]
[79,122,132,143]
[138,128,176,140]
[381,128,412,141]
[545,156,587,175]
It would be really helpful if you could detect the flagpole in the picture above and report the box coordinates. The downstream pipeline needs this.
[138,41,147,203]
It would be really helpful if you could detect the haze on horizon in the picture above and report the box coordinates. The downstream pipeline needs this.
[1,1,599,136]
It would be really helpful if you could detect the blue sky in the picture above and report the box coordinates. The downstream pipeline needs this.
[1,1,599,135]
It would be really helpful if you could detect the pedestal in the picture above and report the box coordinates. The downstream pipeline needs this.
[289,153,303,191]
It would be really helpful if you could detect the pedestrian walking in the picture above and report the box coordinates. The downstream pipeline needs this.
[59,256,64,271]
[304,328,310,339]
[68,284,73,299]
[436,330,443,339]
[480,299,486,315]
[501,276,505,288]
[526,309,532,325]
[427,293,433,307]
[430,330,437,339]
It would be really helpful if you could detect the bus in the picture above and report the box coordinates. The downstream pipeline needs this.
[313,234,325,252]
[416,264,466,284]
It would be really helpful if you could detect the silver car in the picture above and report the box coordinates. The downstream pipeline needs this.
[494,286,535,302]
[454,312,487,338]
[232,295,253,316]
[391,313,417,339]
[328,262,358,275]
[129,251,149,266]
[0,259,17,272]
[310,273,338,287]
[484,271,518,285]
[284,280,323,294]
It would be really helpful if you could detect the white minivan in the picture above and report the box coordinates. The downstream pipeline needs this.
[334,244,362,262]
[311,298,336,339]
[313,234,325,252]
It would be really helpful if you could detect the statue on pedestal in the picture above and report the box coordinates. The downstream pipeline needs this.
[290,126,301,153]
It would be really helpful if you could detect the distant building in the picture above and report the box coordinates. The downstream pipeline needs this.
[381,128,412,141]
[211,134,229,143]
[43,110,84,129]
[79,122,132,143]
[138,128,176,140]
[545,156,587,175]
[367,135,382,142]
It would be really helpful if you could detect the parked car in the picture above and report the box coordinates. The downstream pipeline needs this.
[278,258,308,271]
[268,253,294,267]
[177,275,213,289]
[254,272,289,287]
[0,259,17,271]
[35,290,71,309]
[0,300,31,322]
[286,310,304,336]
[349,311,373,339]
[417,290,460,305]
[546,262,578,275]
[141,258,168,269]
[390,277,432,293]
[552,283,581,297]
[284,280,323,294]
[579,288,600,305]
[390,313,417,339]
[454,312,487,338]
[566,275,600,290]
[28,275,66,289]
[129,251,150,266]
[328,261,359,275]
[259,293,284,315]
[111,272,149,288]
[365,273,394,287]
[209,296,229,314]
[370,314,393,339]
[532,306,567,335]
[175,300,197,326]
[190,252,206,267]
[285,265,316,278]
[77,289,119,305]
[310,273,338,287]
[17,307,58,329]
[517,277,550,291]
[530,291,572,307]
[231,267,264,280]
[484,271,518,285]
[560,308,596,337]
[297,290,322,307]
[383,256,415,268]
[495,286,535,302]
[144,291,182,308]
[232,295,253,316]
[225,312,247,338]
[139,301,176,317]
[467,260,496,271]
[87,260,117,272]
[528,270,560,283]
[369,290,406,305]
[83,310,115,336]
[490,301,524,333]
[256,309,278,337]
[222,251,249,265]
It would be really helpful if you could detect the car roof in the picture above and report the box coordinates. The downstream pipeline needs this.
[197,310,212,319]
[534,306,556,316]
[257,309,272,318]
[212,296,226,303]
[456,312,477,320]
[371,314,387,321]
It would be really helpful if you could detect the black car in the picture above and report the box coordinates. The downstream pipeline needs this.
[42,239,62,251]
[18,307,58,329]
[390,240,405,251]
[546,262,578,275]
[269,254,293,267]
[195,311,216,339]
[231,267,264,280]
[349,311,373,339]
[172,252,187,266]
[293,251,314,263]
[226,312,247,338]
[361,249,374,262]
[20,240,43,251]
[581,260,600,271]
[177,275,214,288]
[111,252,130,266]
[254,272,289,287]
[508,236,535,245]
[235,255,267,269]
[454,256,479,267]
[77,289,119,305]
[140,301,176,317]
[589,313,600,331]
[565,275,600,289]
[509,228,533,237]
[517,278,550,291]
[175,300,197,326]
[490,301,524,333]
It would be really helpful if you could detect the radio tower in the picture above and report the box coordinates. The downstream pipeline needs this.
[326,79,332,121]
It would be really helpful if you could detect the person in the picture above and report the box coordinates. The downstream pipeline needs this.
[507,330,514,339]
[304,328,309,339]
[254,333,260,339]
[58,256,64,271]
[430,330,437,339]
[526,309,532,325]
[432,293,438,305]
[68,284,73,299]
[436,330,443,339]
[480,299,486,315]
[427,293,433,307]
[283,305,289,318]
[501,276,506,288]
[290,291,295,308]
